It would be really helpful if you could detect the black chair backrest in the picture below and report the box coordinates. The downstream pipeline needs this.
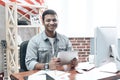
[19,40,29,72]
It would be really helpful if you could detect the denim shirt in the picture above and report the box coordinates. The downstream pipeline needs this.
[25,31,73,70]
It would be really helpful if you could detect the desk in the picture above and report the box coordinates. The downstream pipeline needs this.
[10,70,120,80]
[10,70,77,80]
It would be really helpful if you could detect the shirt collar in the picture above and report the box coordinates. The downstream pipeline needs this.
[42,31,60,41]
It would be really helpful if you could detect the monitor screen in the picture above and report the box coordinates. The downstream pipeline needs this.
[94,27,118,67]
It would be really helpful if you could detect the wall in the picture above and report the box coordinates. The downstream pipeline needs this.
[69,37,90,62]
[47,0,117,37]
[0,5,5,73]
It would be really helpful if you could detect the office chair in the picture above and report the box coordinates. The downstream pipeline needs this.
[19,40,29,72]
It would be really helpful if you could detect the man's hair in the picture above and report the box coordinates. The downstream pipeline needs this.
[42,9,57,21]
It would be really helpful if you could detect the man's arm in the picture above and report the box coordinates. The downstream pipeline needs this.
[34,57,64,70]
[67,38,73,51]
[25,39,39,70]
[34,63,45,70]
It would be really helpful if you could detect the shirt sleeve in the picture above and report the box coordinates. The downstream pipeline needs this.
[67,38,74,51]
[25,38,38,70]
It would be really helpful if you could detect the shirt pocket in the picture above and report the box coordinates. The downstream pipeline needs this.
[58,45,66,52]
[37,47,51,63]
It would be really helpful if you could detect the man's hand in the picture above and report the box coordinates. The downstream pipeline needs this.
[69,58,78,70]
[49,57,62,70]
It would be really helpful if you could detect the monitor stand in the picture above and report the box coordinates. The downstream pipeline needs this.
[110,45,120,72]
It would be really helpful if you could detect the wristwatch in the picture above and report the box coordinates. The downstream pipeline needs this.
[44,63,49,70]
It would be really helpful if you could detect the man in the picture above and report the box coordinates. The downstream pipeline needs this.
[25,9,77,71]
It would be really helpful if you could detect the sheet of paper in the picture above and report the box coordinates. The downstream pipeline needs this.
[46,70,70,80]
[57,51,78,64]
[28,74,46,80]
[28,70,47,80]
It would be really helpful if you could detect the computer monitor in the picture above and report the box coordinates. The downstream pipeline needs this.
[94,27,120,70]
